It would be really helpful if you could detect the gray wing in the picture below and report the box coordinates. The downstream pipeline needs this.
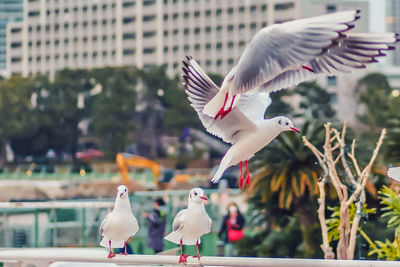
[172,209,187,232]
[256,32,398,92]
[99,212,111,235]
[232,10,397,94]
[183,57,258,144]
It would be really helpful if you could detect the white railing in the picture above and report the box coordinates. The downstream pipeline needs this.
[0,201,113,209]
[0,248,399,267]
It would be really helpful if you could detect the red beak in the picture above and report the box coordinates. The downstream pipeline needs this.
[200,196,208,201]
[291,127,300,133]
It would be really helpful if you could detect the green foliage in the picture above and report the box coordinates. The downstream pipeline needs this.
[384,118,400,164]
[91,67,137,159]
[252,120,324,209]
[265,89,294,118]
[293,81,336,120]
[379,186,400,236]
[366,186,400,260]
[357,73,400,135]
[326,203,376,243]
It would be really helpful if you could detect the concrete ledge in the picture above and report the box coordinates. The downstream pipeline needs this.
[0,248,398,267]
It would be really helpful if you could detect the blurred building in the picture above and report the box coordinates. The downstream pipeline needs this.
[0,0,23,76]
[6,0,303,78]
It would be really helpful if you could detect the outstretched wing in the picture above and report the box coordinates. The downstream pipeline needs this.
[231,10,398,94]
[183,57,259,144]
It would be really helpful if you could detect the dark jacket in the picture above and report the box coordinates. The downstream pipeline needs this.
[218,212,245,243]
[147,208,166,251]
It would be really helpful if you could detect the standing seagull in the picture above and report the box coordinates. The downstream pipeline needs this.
[99,185,139,258]
[165,188,212,263]
[197,10,399,119]
[388,167,400,181]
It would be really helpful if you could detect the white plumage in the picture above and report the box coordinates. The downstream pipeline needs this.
[388,167,400,181]
[99,185,139,258]
[165,188,211,263]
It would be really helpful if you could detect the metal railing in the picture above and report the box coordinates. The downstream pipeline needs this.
[0,248,399,267]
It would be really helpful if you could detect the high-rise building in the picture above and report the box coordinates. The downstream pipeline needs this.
[6,0,302,78]
[0,0,23,75]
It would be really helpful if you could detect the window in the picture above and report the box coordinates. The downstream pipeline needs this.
[64,23,69,29]
[143,47,155,54]
[216,59,222,66]
[102,20,107,25]
[173,13,178,20]
[194,44,200,50]
[143,15,155,22]
[228,58,234,65]
[11,42,22,48]
[164,30,168,36]
[206,60,211,66]
[227,25,234,31]
[205,10,211,17]
[28,11,40,17]
[163,14,168,20]
[194,27,200,34]
[326,4,336,13]
[92,36,97,42]
[163,46,168,52]
[11,57,21,62]
[123,17,135,24]
[184,28,189,35]
[92,5,98,12]
[102,51,107,57]
[194,11,200,17]
[184,45,189,52]
[173,29,178,35]
[261,5,267,11]
[216,43,222,50]
[123,33,135,40]
[238,7,245,13]
[123,49,134,55]
[64,8,69,13]
[11,28,22,33]
[184,12,189,18]
[227,8,234,15]
[216,9,222,16]
[205,43,211,50]
[36,25,41,32]
[92,52,97,58]
[123,2,135,8]
[327,76,337,86]
[250,5,257,13]
[143,0,155,5]
[36,41,41,47]
[239,24,245,30]
[250,23,257,30]
[228,42,234,48]
[275,3,294,10]
[64,54,69,59]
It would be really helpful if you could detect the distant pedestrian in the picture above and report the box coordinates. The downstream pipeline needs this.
[142,198,167,254]
[218,202,245,256]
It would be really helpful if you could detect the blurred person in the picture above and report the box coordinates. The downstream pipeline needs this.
[142,198,167,253]
[218,202,245,256]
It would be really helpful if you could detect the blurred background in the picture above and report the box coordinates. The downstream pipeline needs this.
[0,0,399,260]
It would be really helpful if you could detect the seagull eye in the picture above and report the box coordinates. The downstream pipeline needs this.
[286,122,289,126]
[125,189,127,192]
[278,120,281,125]
[194,192,198,196]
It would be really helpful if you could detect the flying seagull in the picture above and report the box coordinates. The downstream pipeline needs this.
[99,185,139,258]
[183,57,299,187]
[198,10,399,120]
[165,188,212,263]
[183,10,399,187]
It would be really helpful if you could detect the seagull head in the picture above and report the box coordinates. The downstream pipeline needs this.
[274,116,300,133]
[117,185,128,198]
[188,187,208,203]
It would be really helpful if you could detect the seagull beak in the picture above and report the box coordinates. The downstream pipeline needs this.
[291,127,300,133]
[200,196,208,201]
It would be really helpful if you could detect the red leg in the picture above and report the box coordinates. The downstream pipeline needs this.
[301,65,315,73]
[178,238,189,263]
[193,239,201,259]
[120,241,128,255]
[220,95,236,119]
[238,161,244,188]
[245,160,251,187]
[108,240,116,258]
[214,93,229,120]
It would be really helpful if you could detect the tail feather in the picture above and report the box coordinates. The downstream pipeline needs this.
[211,153,233,184]
[165,231,201,245]
[99,238,124,248]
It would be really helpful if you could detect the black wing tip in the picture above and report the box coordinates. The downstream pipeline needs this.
[388,45,396,50]
[347,24,356,30]
[356,9,361,14]
[185,55,193,61]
